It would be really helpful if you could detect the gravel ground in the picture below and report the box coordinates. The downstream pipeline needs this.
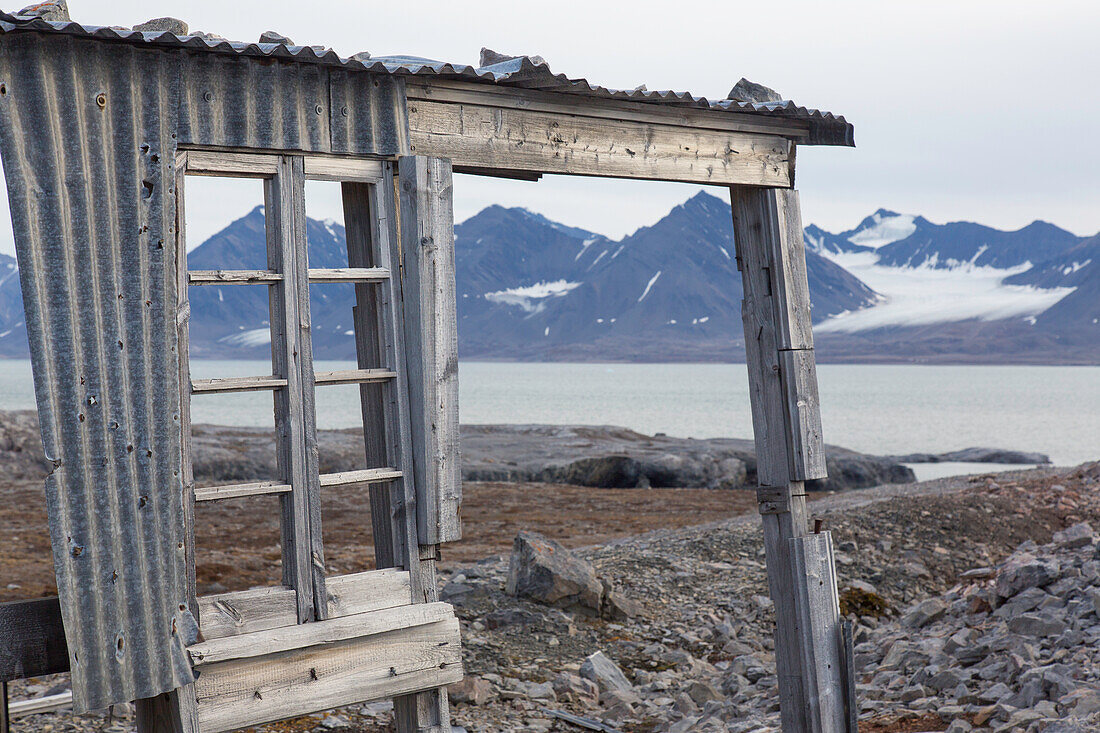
[6,464,1097,732]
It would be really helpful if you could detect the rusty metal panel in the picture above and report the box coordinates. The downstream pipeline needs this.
[0,32,196,711]
[329,70,409,155]
[178,53,331,152]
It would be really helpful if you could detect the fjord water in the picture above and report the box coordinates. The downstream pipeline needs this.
[1,361,1096,478]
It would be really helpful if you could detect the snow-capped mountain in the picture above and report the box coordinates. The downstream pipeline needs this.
[805,210,1098,361]
[455,192,876,360]
[0,199,1095,363]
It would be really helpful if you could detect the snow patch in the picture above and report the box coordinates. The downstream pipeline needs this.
[816,251,1075,333]
[847,213,917,249]
[484,280,581,314]
[637,271,661,303]
[1063,260,1091,275]
[575,236,602,261]
[219,328,272,347]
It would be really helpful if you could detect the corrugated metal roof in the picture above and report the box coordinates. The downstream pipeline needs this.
[0,11,853,146]
[0,31,196,711]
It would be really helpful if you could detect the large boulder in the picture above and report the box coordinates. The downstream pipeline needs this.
[505,531,602,613]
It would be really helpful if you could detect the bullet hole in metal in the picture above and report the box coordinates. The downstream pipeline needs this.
[126,444,134,453]
[118,340,124,349]
[78,413,84,422]
[142,179,155,199]
[138,496,148,508]
[0,84,6,95]
[140,144,150,154]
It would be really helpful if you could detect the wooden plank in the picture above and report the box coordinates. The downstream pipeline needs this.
[731,184,812,733]
[407,100,793,187]
[193,617,463,733]
[769,189,814,351]
[194,481,292,502]
[9,692,72,718]
[405,79,812,139]
[341,180,401,571]
[267,155,321,623]
[307,267,389,283]
[190,375,286,394]
[184,150,280,177]
[397,156,462,545]
[0,598,68,682]
[188,269,283,284]
[780,349,827,481]
[189,602,454,666]
[303,156,384,182]
[391,159,453,732]
[196,569,413,641]
[318,468,403,487]
[790,532,846,733]
[314,368,397,386]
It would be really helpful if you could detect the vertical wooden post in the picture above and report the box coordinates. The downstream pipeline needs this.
[731,186,845,732]
[397,156,462,547]
[267,155,327,623]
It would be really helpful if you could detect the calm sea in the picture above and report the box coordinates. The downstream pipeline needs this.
[2,360,1097,481]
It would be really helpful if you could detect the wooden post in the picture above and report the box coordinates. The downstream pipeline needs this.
[731,186,845,732]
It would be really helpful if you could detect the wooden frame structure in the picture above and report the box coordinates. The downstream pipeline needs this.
[0,12,856,733]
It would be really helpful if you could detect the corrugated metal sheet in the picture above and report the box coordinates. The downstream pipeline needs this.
[0,11,853,146]
[0,32,196,711]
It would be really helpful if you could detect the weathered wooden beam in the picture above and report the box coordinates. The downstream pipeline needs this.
[190,375,287,394]
[267,155,326,623]
[731,185,841,732]
[397,156,462,546]
[318,468,403,487]
[405,79,812,139]
[407,99,794,187]
[193,617,462,733]
[790,532,847,733]
[307,267,390,283]
[313,368,397,386]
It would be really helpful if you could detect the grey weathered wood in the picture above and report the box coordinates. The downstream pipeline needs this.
[318,468,403,487]
[341,180,400,570]
[397,156,462,545]
[302,156,384,182]
[780,349,826,481]
[405,79,812,139]
[187,269,283,284]
[266,155,325,623]
[790,532,846,733]
[193,617,462,733]
[407,99,794,187]
[184,150,280,177]
[193,481,292,502]
[306,267,389,283]
[313,368,397,386]
[190,375,287,394]
[189,602,455,666]
[196,569,413,641]
[8,692,72,718]
[731,186,827,482]
[732,184,813,733]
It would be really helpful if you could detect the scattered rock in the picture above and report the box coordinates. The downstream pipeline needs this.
[448,676,494,705]
[995,551,1059,598]
[1054,521,1095,549]
[901,598,946,628]
[727,78,782,104]
[133,17,188,34]
[15,0,68,21]
[579,651,632,694]
[259,30,293,45]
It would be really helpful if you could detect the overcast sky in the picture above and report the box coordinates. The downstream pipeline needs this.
[1,0,1098,256]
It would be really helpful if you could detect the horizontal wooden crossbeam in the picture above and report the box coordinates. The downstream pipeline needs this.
[191,376,286,394]
[314,368,397,386]
[307,267,390,283]
[188,270,283,284]
[194,481,292,502]
[318,468,403,487]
